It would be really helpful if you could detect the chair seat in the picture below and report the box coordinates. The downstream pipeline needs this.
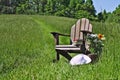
[55,45,80,52]
[56,47,80,50]
[56,45,77,48]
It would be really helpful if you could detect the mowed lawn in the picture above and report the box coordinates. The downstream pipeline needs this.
[0,15,119,80]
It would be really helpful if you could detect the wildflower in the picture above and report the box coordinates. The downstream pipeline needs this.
[98,34,104,40]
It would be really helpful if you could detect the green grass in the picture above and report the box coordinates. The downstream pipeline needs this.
[0,15,119,80]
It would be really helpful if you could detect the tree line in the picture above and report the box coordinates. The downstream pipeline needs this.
[0,0,120,23]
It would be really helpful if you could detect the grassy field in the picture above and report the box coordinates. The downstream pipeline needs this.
[0,15,119,80]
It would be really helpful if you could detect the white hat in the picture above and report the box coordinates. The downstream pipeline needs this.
[70,54,91,65]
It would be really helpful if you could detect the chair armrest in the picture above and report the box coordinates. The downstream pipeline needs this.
[51,32,70,45]
[81,30,92,34]
[51,32,70,37]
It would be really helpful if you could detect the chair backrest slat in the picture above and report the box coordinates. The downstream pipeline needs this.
[75,19,81,40]
[71,24,75,42]
[89,24,92,32]
[70,18,92,43]
[85,19,90,31]
[81,18,86,31]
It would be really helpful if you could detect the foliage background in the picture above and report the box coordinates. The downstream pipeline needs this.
[0,0,120,23]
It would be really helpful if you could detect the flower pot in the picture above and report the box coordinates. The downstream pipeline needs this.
[87,54,99,63]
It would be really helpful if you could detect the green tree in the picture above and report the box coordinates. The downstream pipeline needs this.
[41,0,47,13]
[97,12,103,21]
[75,10,91,19]
[45,0,70,16]
[113,5,120,16]
[33,0,47,13]
[85,0,96,16]
[0,0,12,13]
[105,4,120,23]
[69,0,86,18]
[45,0,56,14]
[33,0,41,13]
[74,0,96,20]
[112,5,120,23]
[75,0,85,12]
[54,0,70,16]
[69,0,76,8]
[86,0,93,5]
[97,10,108,22]
[0,0,97,20]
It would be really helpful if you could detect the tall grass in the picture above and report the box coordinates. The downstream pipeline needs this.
[0,15,119,80]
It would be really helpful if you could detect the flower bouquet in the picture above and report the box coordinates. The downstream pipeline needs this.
[87,33,105,55]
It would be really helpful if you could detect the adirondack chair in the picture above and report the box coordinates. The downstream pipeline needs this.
[51,18,92,62]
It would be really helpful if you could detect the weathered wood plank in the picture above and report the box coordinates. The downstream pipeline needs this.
[81,18,86,31]
[89,24,92,32]
[56,45,77,48]
[71,24,76,43]
[85,18,89,31]
[75,19,81,41]
[79,32,83,40]
[56,48,80,50]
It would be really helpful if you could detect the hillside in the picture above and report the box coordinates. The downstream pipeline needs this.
[0,15,119,80]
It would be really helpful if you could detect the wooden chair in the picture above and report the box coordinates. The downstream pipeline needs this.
[51,18,92,62]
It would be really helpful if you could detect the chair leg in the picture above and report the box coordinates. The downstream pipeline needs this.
[56,50,72,61]
[53,50,60,63]
[53,53,59,63]
[56,52,60,60]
